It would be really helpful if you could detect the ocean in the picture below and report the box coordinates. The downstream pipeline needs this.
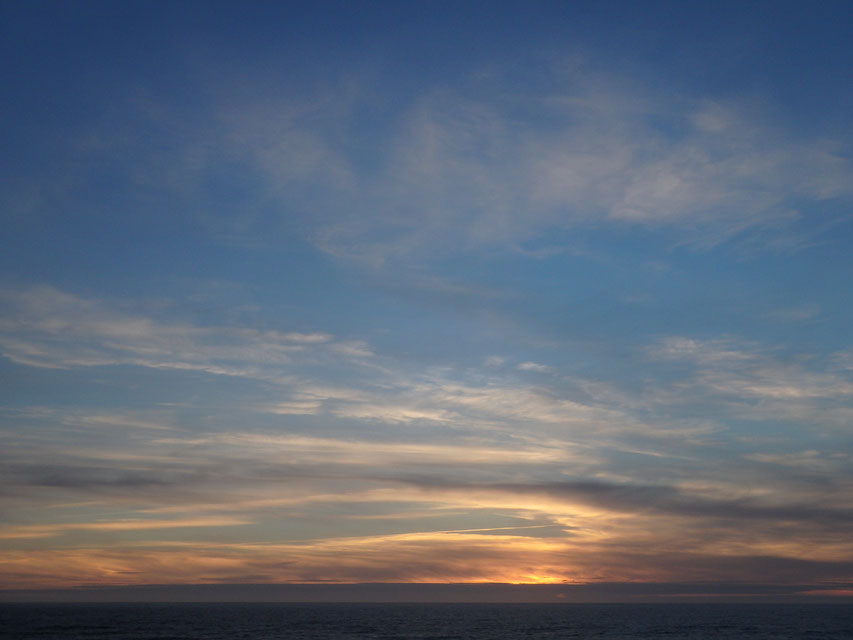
[1,602,851,639]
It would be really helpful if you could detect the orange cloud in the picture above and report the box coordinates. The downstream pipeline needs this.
[0,516,252,540]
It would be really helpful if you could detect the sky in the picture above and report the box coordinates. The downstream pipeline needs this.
[2,0,853,602]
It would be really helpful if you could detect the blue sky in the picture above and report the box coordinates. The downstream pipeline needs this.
[2,1,853,599]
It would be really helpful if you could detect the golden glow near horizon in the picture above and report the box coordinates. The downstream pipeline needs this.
[3,405,853,591]
[3,463,852,590]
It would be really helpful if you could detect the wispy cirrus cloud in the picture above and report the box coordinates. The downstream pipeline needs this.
[648,336,853,419]
[3,399,852,589]
[3,283,853,590]
[4,521,853,589]
[0,285,653,441]
[8,59,851,270]
[0,285,367,376]
[0,516,252,540]
[245,72,853,264]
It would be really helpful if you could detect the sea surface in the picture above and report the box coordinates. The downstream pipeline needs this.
[1,602,852,639]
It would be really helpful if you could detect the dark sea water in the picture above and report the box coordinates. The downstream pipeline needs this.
[1,603,852,640]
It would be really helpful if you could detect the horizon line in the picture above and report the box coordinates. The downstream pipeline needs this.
[3,582,852,604]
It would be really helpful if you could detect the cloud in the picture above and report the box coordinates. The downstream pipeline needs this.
[10,57,851,270]
[746,450,850,474]
[260,371,654,440]
[518,362,555,374]
[3,398,853,589]
[3,283,635,436]
[4,525,853,589]
[255,74,853,264]
[647,337,853,425]
[389,476,853,533]
[150,432,574,472]
[766,304,821,323]
[64,413,179,432]
[3,286,853,590]
[0,533,573,588]
[0,286,361,378]
[0,516,252,540]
